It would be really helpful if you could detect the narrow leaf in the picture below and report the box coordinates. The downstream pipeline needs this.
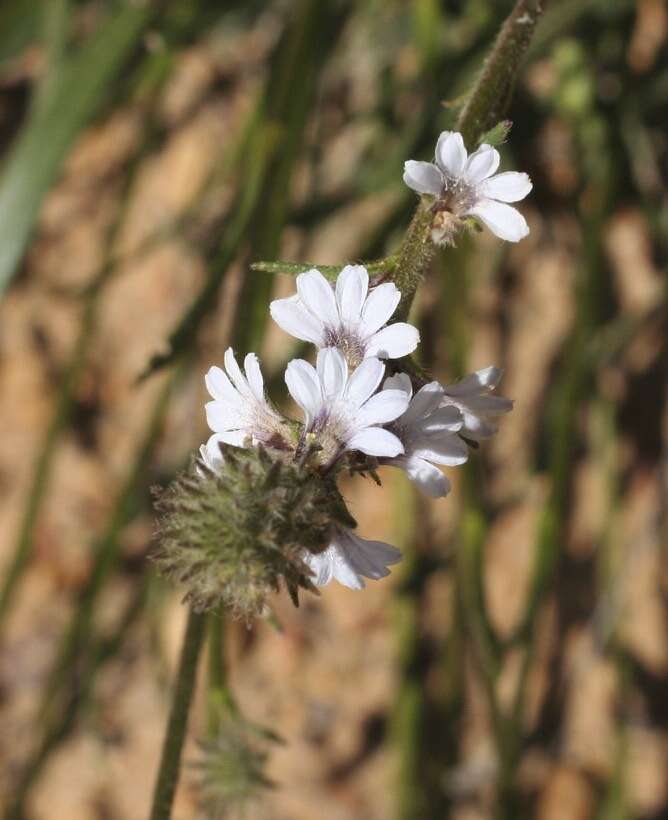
[0,3,152,294]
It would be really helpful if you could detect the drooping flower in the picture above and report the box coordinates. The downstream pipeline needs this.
[304,525,402,590]
[270,265,419,368]
[403,130,532,243]
[382,374,469,497]
[204,347,290,451]
[442,366,513,440]
[285,347,409,465]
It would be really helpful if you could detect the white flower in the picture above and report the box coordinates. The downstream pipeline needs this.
[204,347,286,449]
[442,366,513,440]
[285,347,408,464]
[383,374,469,497]
[304,526,402,590]
[270,264,419,368]
[199,438,224,473]
[403,130,532,242]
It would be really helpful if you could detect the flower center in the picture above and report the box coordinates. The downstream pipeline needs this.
[323,327,365,369]
[440,177,476,215]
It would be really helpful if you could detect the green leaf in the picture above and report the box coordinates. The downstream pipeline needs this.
[477,119,512,147]
[251,257,395,281]
[0,2,152,295]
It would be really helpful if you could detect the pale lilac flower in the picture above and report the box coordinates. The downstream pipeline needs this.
[304,526,402,590]
[383,374,469,497]
[403,130,532,242]
[270,265,419,368]
[285,347,408,464]
[204,348,285,448]
[442,366,513,440]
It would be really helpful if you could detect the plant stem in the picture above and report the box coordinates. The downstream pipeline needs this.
[456,0,548,148]
[149,608,207,820]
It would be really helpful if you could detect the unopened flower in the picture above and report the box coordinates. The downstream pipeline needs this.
[442,366,513,440]
[304,525,402,590]
[383,374,469,497]
[153,444,355,619]
[285,347,408,465]
[270,265,419,368]
[403,130,532,243]
[204,348,290,451]
[192,714,277,818]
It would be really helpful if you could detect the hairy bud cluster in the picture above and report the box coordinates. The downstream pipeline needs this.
[153,443,355,619]
[192,715,278,818]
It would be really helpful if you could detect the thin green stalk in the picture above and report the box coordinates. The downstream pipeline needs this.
[207,613,237,734]
[456,0,548,148]
[149,608,207,820]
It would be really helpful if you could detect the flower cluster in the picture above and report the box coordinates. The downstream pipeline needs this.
[157,129,525,612]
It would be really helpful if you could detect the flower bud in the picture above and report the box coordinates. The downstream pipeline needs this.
[192,715,278,818]
[153,443,355,620]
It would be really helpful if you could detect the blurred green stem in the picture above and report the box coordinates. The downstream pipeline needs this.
[149,608,207,820]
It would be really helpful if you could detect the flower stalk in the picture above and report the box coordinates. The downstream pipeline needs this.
[149,608,207,820]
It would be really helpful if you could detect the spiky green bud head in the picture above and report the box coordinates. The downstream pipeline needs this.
[153,444,355,620]
[191,716,278,819]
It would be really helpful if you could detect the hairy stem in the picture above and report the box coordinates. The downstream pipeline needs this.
[149,609,207,820]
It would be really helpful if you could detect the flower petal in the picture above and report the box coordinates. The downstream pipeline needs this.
[269,295,326,345]
[468,199,529,242]
[420,405,463,434]
[345,357,385,407]
[316,347,348,400]
[337,529,402,580]
[199,433,226,472]
[436,131,467,177]
[223,348,251,397]
[360,283,401,336]
[204,365,242,406]
[205,400,246,433]
[383,372,413,397]
[285,359,322,424]
[243,353,265,403]
[335,264,368,322]
[296,269,339,327]
[464,144,500,184]
[401,381,444,425]
[356,389,409,427]
[480,172,532,202]
[403,160,443,195]
[365,323,419,359]
[412,434,469,466]
[397,455,451,498]
[445,366,503,396]
[303,548,334,586]
[215,430,249,447]
[346,426,404,457]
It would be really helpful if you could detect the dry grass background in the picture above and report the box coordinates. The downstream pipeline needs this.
[0,1,666,818]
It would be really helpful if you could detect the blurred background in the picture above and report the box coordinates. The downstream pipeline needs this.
[0,1,666,818]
